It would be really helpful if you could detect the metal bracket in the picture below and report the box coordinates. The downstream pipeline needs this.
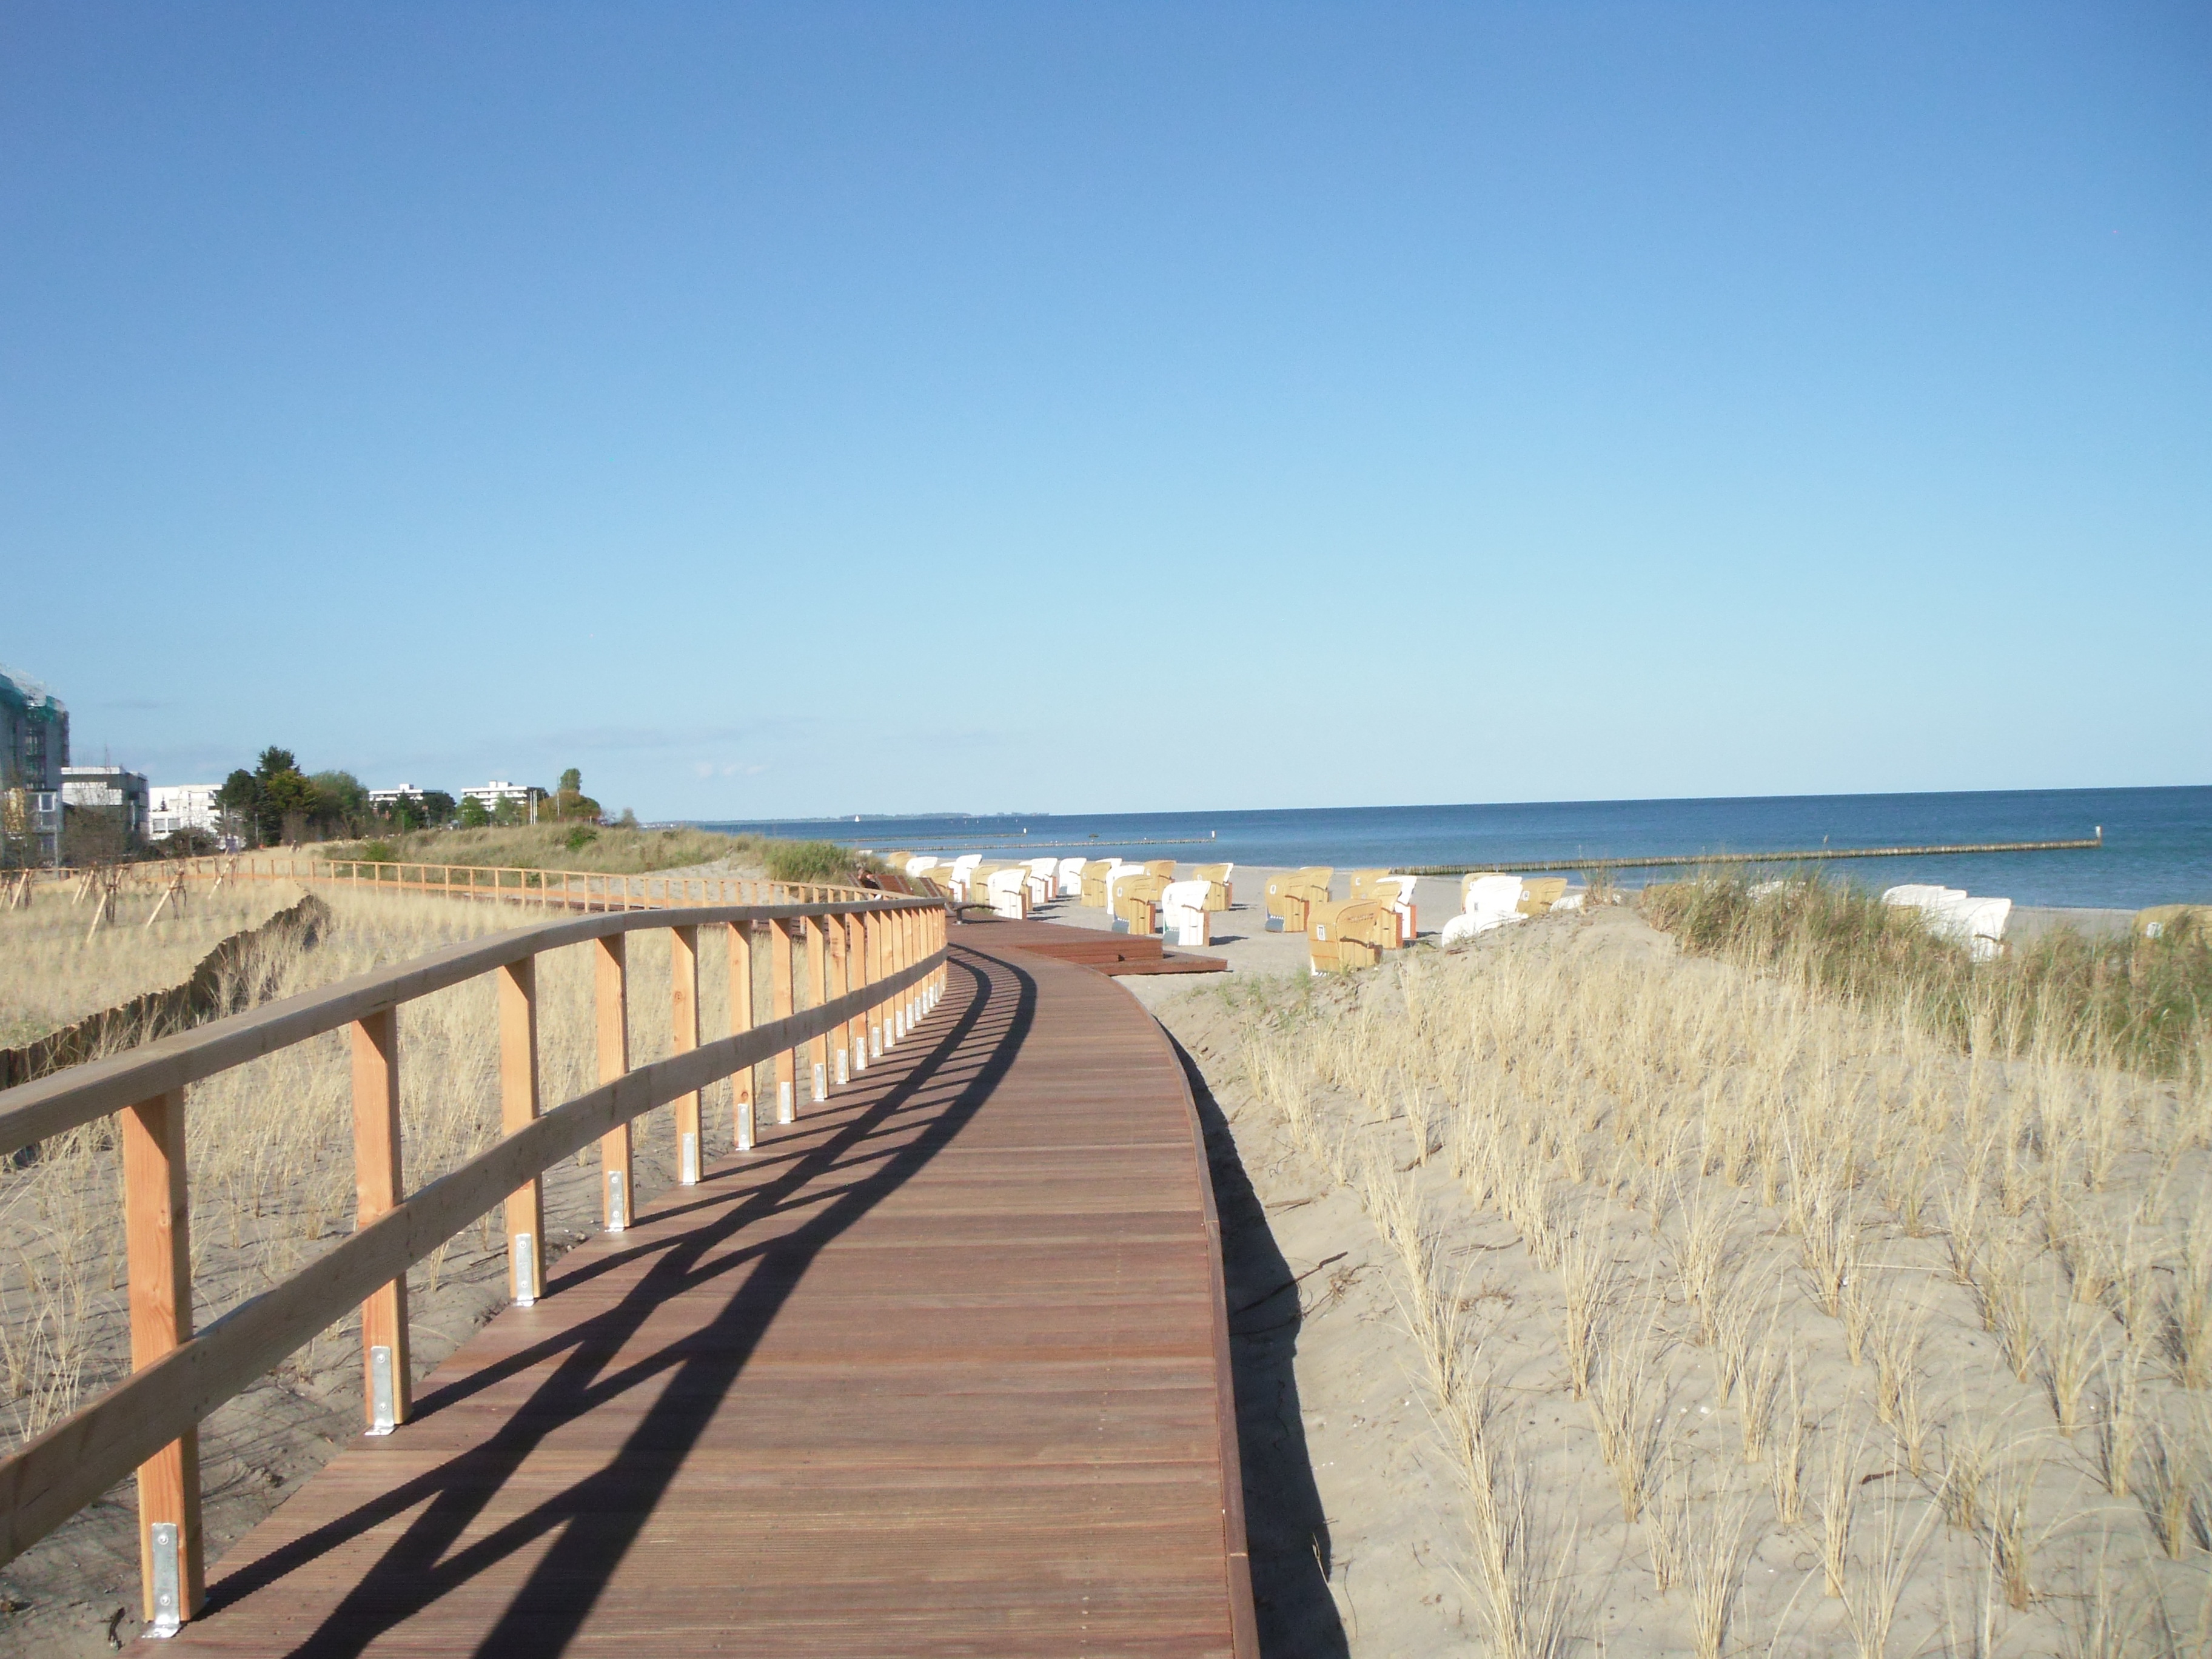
[777,1081,794,1125]
[146,1522,182,1638]
[512,1233,535,1306]
[835,1050,849,1087]
[367,1344,397,1435]
[813,1061,827,1102]
[606,1170,628,1230]
[680,1132,699,1185]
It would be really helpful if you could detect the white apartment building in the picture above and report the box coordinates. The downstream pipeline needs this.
[367,783,431,808]
[149,784,224,841]
[460,780,541,818]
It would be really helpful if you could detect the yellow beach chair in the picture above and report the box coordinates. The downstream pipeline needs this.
[1309,899,1395,972]
[1264,868,1334,934]
[1193,863,1235,907]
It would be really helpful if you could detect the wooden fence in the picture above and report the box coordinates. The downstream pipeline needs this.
[0,891,946,1634]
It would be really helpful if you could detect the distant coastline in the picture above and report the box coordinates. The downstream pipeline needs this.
[697,784,2211,910]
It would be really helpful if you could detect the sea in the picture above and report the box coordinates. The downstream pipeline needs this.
[697,786,2211,911]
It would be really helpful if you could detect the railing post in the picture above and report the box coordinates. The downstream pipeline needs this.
[771,916,796,1123]
[728,920,756,1150]
[121,1088,203,1633]
[498,957,545,1305]
[853,911,873,1072]
[806,913,830,1104]
[595,935,633,1228]
[829,913,852,1087]
[671,924,702,1184]
[350,1008,411,1435]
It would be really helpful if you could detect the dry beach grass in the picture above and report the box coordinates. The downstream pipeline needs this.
[1167,885,2212,1656]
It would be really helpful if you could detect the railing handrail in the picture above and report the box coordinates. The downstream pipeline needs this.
[150,854,885,907]
[0,886,949,1627]
[0,896,935,1161]
[0,942,941,1571]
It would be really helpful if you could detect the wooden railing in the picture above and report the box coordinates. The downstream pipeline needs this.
[152,854,880,912]
[0,893,946,1634]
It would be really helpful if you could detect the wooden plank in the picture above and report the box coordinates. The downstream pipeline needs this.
[162,935,1251,1656]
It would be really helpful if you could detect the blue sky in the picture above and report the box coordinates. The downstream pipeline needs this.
[4,4,2206,819]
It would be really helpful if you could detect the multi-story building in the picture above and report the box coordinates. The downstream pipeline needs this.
[62,766,151,841]
[367,783,432,809]
[149,783,226,842]
[460,780,543,819]
[1,663,69,865]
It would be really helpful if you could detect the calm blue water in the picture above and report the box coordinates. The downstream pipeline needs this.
[699,786,2211,910]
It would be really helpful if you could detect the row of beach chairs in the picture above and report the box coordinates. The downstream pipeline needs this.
[1277,868,1584,971]
[879,853,1236,946]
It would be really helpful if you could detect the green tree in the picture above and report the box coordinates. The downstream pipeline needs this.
[310,770,369,834]
[254,749,317,845]
[458,795,492,829]
[215,768,260,844]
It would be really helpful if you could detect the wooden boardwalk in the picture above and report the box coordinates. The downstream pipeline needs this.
[167,936,1254,1657]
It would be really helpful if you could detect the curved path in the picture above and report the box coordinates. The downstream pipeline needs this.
[168,932,1255,1657]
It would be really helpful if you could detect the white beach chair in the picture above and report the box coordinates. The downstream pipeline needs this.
[945,853,985,901]
[905,856,940,878]
[1056,857,1086,897]
[985,866,1029,919]
[1441,875,1529,946]
[1161,879,1213,948]
[1882,884,1966,911]
[1025,857,1058,906]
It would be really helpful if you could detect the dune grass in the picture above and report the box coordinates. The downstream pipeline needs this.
[1643,872,2212,1084]
[1222,907,2212,1655]
[0,883,300,1048]
[320,822,768,875]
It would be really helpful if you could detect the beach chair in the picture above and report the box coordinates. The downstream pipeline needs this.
[1264,868,1334,933]
[905,856,941,879]
[1105,863,1158,927]
[1441,875,1526,945]
[1081,858,1123,907]
[1144,859,1176,879]
[1024,857,1058,907]
[1517,877,1570,917]
[1056,856,1087,897]
[1160,880,1217,947]
[1113,874,1171,935]
[1193,863,1235,907]
[985,865,1030,919]
[2137,905,2212,940]
[1309,900,1395,972]
[1374,874,1419,943]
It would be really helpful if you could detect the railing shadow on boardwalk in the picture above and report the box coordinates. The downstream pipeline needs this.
[1165,1032,1350,1659]
[198,950,1031,1659]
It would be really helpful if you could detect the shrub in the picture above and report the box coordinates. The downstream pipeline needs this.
[563,826,598,853]
[358,840,395,864]
[763,840,857,884]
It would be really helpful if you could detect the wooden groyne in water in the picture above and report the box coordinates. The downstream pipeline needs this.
[1404,828,2104,877]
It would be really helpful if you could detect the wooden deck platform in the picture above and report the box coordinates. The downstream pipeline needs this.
[167,937,1254,1657]
[953,916,1229,975]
